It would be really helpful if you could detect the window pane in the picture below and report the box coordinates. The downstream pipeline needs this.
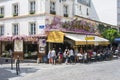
[30,1,35,11]
[0,25,4,35]
[30,23,36,35]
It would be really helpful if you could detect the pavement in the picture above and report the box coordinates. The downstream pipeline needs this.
[0,58,120,80]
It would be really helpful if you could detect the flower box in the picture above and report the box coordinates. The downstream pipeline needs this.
[29,11,35,14]
[0,14,4,18]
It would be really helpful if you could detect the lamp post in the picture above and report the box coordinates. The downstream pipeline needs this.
[7,33,13,70]
[9,46,13,70]
[85,34,87,51]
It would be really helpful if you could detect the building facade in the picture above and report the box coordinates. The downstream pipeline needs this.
[117,0,120,31]
[0,0,110,60]
[0,0,94,58]
[0,0,94,36]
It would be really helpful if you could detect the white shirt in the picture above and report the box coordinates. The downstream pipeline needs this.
[51,50,56,57]
[69,49,74,56]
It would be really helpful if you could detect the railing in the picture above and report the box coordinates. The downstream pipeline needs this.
[29,10,35,14]
[64,14,68,17]
[13,13,18,16]
[0,14,4,18]
[50,10,56,15]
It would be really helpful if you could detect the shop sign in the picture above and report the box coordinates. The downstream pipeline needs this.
[85,36,95,40]
[39,25,45,29]
[47,31,64,43]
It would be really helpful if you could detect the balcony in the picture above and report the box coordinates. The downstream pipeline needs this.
[64,14,68,17]
[29,32,36,35]
[0,14,4,18]
[50,10,56,15]
[13,33,18,35]
[13,13,18,17]
[29,10,35,14]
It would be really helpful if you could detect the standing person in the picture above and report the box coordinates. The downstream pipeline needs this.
[74,48,78,63]
[63,49,67,63]
[69,48,74,63]
[58,48,63,64]
[9,49,12,56]
[77,51,83,63]
[51,48,56,65]
[83,51,88,63]
[65,51,69,64]
[47,49,52,64]
[92,51,97,62]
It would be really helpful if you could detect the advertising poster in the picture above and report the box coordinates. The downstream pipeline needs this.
[38,39,46,53]
[14,40,23,52]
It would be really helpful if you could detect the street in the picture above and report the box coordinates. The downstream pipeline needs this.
[0,58,120,80]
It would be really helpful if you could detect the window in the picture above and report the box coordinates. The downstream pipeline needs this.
[0,25,4,36]
[80,6,81,11]
[77,0,91,7]
[79,6,82,14]
[118,14,120,21]
[86,8,89,16]
[50,1,56,15]
[63,5,68,17]
[13,24,19,35]
[119,27,120,33]
[29,0,36,14]
[29,23,36,35]
[0,7,4,18]
[118,0,120,8]
[59,0,61,2]
[13,4,18,16]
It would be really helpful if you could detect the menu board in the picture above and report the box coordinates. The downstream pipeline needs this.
[14,40,23,52]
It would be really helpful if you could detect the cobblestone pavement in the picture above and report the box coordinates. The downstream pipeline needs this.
[1,59,120,80]
[0,63,39,80]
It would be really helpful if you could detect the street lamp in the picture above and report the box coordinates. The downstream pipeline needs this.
[9,48,13,70]
[85,34,87,51]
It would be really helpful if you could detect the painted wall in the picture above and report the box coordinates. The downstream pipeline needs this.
[0,16,45,36]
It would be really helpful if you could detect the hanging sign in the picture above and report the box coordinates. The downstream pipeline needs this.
[85,36,95,40]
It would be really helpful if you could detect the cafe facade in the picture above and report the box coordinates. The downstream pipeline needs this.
[0,15,111,61]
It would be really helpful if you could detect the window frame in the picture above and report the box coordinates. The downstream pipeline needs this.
[0,6,4,18]
[63,5,68,17]
[12,3,19,16]
[50,1,56,15]
[29,0,36,14]
[0,25,4,36]
[86,8,89,16]
[29,22,36,35]
[12,23,19,35]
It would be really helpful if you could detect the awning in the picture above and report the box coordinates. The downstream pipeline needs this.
[65,33,109,45]
[114,38,120,42]
[47,31,64,43]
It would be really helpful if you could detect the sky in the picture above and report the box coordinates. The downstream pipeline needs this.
[92,0,117,25]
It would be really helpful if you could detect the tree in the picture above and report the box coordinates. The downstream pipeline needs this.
[102,28,120,43]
